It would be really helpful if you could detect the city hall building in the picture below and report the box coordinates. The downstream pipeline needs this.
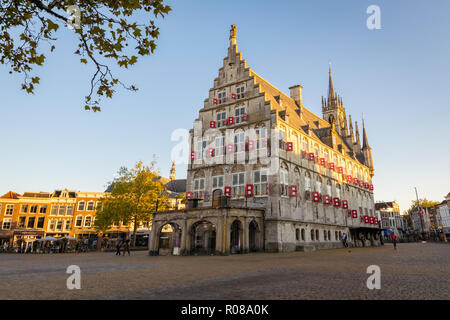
[149,26,380,255]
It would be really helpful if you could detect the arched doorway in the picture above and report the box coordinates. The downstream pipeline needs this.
[158,223,182,255]
[191,221,216,254]
[230,219,243,253]
[249,220,260,252]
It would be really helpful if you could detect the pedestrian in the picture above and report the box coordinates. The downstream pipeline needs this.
[392,234,398,250]
[115,236,123,256]
[122,237,131,256]
[341,233,348,248]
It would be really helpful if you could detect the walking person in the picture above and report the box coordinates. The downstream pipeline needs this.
[341,233,348,248]
[122,237,131,256]
[392,234,398,250]
[115,235,123,256]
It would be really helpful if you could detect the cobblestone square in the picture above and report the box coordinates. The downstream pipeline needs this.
[0,243,448,300]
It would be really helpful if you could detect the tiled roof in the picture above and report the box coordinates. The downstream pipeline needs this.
[22,192,51,198]
[166,179,187,193]
[0,191,21,199]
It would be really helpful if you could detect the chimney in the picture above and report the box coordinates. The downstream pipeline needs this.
[289,85,303,107]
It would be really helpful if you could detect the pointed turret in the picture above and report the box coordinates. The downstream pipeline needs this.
[362,120,374,175]
[349,115,354,141]
[362,119,370,149]
[355,121,361,146]
[169,161,176,180]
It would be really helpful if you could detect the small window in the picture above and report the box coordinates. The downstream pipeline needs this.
[37,217,45,229]
[39,205,47,214]
[232,172,245,198]
[65,220,71,231]
[311,229,315,241]
[324,230,327,241]
[29,205,38,214]
[50,205,58,215]
[27,217,36,229]
[2,218,12,230]
[56,220,63,231]
[212,175,224,190]
[58,205,66,216]
[20,204,28,214]
[66,206,74,216]
[301,229,305,241]
[253,170,268,196]
[280,169,289,196]
[296,229,300,241]
[75,216,83,227]
[87,201,95,211]
[5,205,14,215]
[193,178,205,199]
[18,216,26,227]
[48,220,55,231]
[315,230,319,241]
[77,201,85,211]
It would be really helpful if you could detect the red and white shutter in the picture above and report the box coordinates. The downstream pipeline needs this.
[342,200,348,209]
[338,167,343,174]
[246,184,254,197]
[243,113,247,121]
[213,98,218,104]
[227,117,234,125]
[224,186,231,197]
[227,144,234,153]
[369,184,374,191]
[209,121,216,128]
[231,93,236,99]
[286,142,293,151]
[347,175,353,183]
[290,185,297,197]
[352,210,358,218]
[333,197,341,207]
[324,194,331,205]
[248,140,255,150]
[208,148,215,157]
[309,153,315,161]
[186,192,193,200]
[312,191,320,202]
[190,151,195,160]
[329,162,335,170]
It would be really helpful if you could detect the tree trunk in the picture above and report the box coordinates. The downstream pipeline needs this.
[132,216,138,247]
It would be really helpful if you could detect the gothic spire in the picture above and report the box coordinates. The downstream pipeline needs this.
[355,121,361,145]
[169,161,176,180]
[362,119,370,149]
[328,64,335,101]
[349,115,354,141]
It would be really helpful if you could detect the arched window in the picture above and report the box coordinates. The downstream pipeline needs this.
[328,230,331,241]
[315,230,319,241]
[301,229,305,241]
[296,228,300,241]
[324,230,327,241]
[311,229,315,241]
[335,231,338,240]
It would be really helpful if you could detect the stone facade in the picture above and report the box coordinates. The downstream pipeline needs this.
[150,26,380,255]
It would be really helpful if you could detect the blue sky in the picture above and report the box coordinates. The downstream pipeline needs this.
[1,0,449,213]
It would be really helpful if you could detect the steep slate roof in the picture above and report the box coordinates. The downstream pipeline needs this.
[166,179,187,194]
[250,71,358,162]
[0,191,21,199]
